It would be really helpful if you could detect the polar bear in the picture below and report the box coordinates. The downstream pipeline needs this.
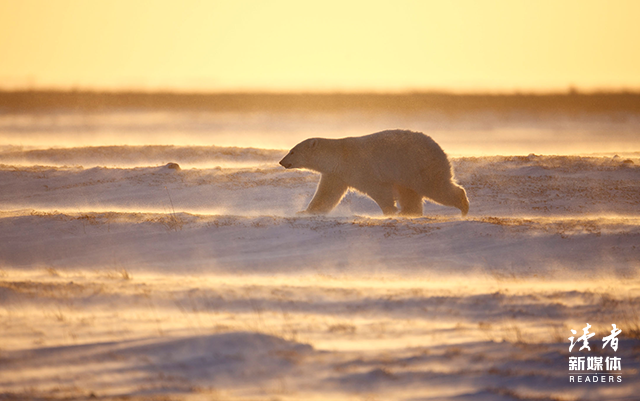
[279,129,469,216]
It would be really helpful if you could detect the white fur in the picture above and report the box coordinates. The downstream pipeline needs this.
[280,130,469,216]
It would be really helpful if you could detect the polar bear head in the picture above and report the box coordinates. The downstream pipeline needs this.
[279,138,330,172]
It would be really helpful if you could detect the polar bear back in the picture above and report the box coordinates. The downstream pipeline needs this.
[341,130,453,186]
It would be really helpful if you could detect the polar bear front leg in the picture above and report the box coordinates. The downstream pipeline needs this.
[304,174,349,214]
[366,186,398,216]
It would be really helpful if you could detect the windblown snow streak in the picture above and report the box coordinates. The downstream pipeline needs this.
[0,110,639,400]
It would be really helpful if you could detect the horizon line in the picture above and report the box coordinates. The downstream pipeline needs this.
[2,87,640,96]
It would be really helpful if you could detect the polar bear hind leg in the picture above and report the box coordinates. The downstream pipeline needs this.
[394,185,423,216]
[417,180,469,216]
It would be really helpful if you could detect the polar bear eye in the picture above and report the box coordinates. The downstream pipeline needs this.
[290,150,295,155]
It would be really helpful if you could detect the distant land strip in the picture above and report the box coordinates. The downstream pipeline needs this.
[1,90,640,114]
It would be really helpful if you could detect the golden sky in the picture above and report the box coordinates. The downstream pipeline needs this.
[1,0,639,92]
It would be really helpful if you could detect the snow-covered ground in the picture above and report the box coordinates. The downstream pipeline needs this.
[1,109,639,400]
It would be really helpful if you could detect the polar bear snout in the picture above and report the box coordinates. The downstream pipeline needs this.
[280,160,293,169]
[279,156,293,169]
[280,150,299,169]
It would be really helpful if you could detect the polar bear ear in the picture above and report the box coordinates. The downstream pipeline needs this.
[308,139,318,149]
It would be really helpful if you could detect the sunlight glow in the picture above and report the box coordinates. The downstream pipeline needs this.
[1,0,639,92]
